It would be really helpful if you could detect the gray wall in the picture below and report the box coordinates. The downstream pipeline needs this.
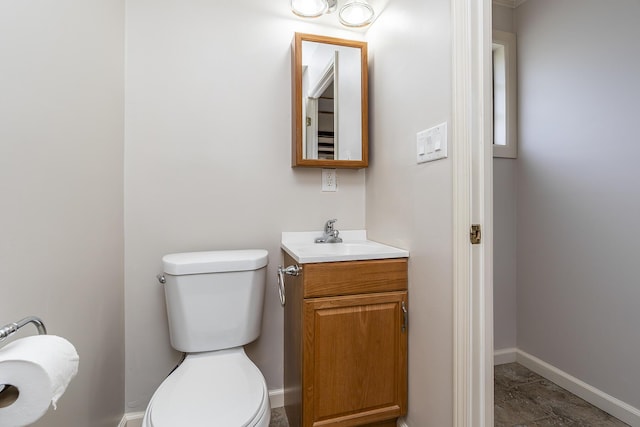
[1,0,458,424]
[124,0,369,413]
[492,4,518,351]
[0,1,125,426]
[366,0,453,424]
[516,0,640,409]
[125,2,457,423]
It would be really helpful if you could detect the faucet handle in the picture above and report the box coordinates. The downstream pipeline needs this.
[325,219,337,232]
[315,219,342,243]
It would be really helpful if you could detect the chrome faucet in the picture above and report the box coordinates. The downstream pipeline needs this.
[315,219,343,243]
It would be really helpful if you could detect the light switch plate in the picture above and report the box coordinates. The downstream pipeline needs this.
[417,122,448,164]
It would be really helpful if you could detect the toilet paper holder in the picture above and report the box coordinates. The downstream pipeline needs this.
[0,316,47,342]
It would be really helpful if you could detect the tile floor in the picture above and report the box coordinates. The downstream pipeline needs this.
[495,363,629,426]
[271,364,629,427]
[269,407,289,427]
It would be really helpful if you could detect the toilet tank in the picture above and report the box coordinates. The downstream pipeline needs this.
[161,250,268,353]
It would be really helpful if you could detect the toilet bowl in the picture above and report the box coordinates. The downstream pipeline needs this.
[142,250,271,427]
[142,349,269,427]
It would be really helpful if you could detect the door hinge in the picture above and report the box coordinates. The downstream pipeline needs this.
[470,224,481,244]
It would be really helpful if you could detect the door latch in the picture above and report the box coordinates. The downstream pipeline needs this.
[470,224,481,244]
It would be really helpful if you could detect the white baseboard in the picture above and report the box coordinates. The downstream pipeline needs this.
[117,411,143,427]
[494,347,517,365]
[514,349,640,426]
[269,388,284,409]
[396,417,409,427]
[117,389,286,427]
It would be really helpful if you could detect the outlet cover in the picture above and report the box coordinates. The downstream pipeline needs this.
[322,169,337,192]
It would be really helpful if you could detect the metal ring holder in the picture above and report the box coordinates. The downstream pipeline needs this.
[0,316,48,409]
[277,265,302,306]
[0,316,47,342]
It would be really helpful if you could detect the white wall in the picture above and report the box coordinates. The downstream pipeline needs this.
[516,0,640,409]
[124,0,368,413]
[492,4,518,351]
[0,1,125,426]
[0,1,459,423]
[366,0,453,424]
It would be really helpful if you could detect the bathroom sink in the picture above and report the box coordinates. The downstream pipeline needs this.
[281,231,409,263]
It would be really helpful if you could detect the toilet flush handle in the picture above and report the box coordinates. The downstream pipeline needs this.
[277,265,302,306]
[157,274,166,284]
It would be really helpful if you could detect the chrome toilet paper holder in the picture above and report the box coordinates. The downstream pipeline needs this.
[0,316,47,342]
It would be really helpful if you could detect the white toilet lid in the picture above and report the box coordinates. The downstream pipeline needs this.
[148,349,267,427]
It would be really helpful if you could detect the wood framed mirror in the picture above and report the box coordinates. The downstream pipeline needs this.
[291,33,368,168]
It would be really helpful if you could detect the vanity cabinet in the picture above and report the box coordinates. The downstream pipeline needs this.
[283,254,408,427]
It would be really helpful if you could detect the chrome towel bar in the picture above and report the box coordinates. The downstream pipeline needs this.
[0,316,47,342]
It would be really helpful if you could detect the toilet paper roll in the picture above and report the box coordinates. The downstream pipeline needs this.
[0,335,79,427]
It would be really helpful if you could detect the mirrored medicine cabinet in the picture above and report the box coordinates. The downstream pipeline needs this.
[291,33,368,168]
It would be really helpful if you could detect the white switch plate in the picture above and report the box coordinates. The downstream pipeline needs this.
[417,122,448,164]
[322,169,337,192]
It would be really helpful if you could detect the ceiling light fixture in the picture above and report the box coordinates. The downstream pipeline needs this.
[339,0,375,27]
[291,0,375,27]
[291,0,328,18]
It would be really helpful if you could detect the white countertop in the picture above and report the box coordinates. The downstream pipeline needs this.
[281,230,409,264]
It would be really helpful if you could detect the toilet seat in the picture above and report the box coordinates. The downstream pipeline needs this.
[143,348,270,427]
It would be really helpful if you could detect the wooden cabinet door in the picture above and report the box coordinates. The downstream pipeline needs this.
[303,291,408,427]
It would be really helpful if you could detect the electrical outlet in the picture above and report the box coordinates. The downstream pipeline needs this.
[322,169,337,192]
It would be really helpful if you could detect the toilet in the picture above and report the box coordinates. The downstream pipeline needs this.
[142,249,271,427]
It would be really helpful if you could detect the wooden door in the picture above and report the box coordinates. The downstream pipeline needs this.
[303,291,408,427]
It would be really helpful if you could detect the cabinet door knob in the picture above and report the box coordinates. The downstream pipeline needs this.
[401,301,408,333]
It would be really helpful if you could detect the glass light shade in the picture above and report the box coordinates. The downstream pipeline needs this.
[338,0,374,27]
[291,0,328,18]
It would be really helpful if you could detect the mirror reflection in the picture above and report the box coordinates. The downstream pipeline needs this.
[292,33,368,168]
